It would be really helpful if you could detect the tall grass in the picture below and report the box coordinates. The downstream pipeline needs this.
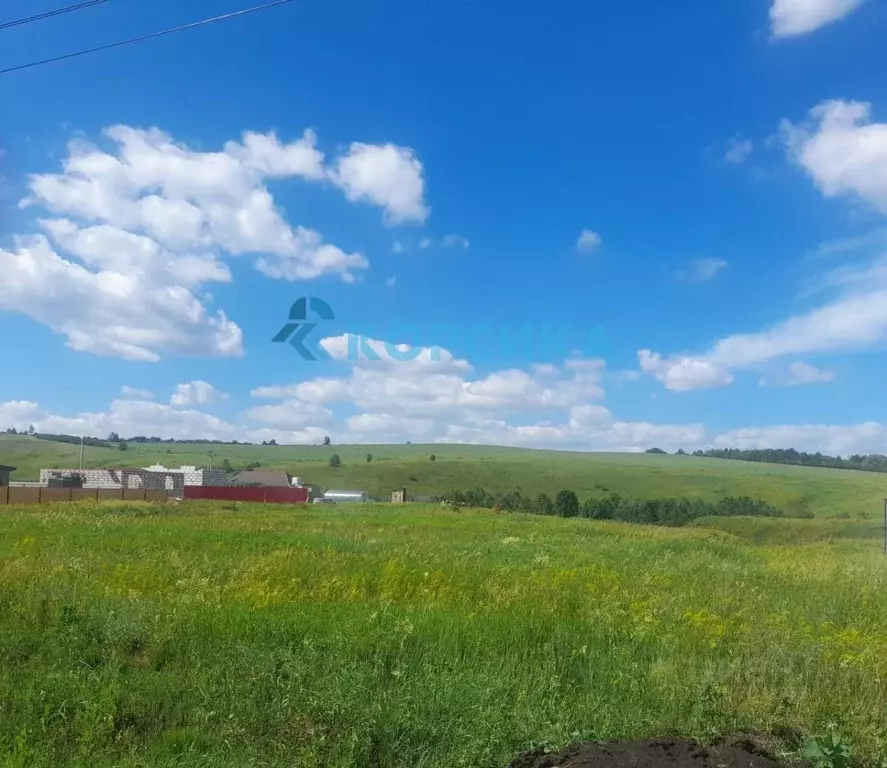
[1,501,886,766]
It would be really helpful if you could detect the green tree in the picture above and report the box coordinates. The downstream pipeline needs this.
[220,458,234,473]
[534,493,554,516]
[118,442,129,452]
[555,489,579,518]
[366,453,373,463]
[430,454,437,462]
[323,436,331,446]
[329,454,341,468]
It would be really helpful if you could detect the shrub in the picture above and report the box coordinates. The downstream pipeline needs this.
[329,454,341,469]
[555,490,580,518]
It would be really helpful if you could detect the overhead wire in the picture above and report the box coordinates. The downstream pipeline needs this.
[0,0,296,75]
[0,0,110,32]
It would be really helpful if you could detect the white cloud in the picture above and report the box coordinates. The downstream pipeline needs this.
[386,276,397,288]
[770,0,865,37]
[170,381,228,407]
[633,102,887,392]
[8,393,887,457]
[392,240,405,254]
[576,229,602,252]
[724,137,753,165]
[442,233,470,249]
[638,350,734,392]
[245,400,334,430]
[679,258,729,282]
[715,422,885,455]
[0,401,43,431]
[0,234,242,362]
[785,361,835,385]
[4,124,436,360]
[782,100,887,213]
[331,142,429,224]
[120,386,154,400]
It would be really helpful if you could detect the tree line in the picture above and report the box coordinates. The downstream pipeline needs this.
[440,488,785,526]
[661,447,887,474]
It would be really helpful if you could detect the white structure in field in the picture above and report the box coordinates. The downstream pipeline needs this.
[39,465,228,492]
[323,489,368,502]
[142,464,228,487]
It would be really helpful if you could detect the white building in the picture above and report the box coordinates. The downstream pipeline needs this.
[142,464,229,486]
[323,489,368,502]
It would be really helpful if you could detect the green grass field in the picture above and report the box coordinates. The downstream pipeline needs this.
[1,501,887,767]
[4,434,887,518]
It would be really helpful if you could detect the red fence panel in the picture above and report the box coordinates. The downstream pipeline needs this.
[183,486,309,505]
[263,487,310,505]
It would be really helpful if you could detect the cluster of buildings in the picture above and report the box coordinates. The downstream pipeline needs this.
[24,464,367,504]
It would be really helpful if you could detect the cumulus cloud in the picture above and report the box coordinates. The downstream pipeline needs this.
[1,123,433,360]
[576,229,602,252]
[331,142,429,224]
[637,285,887,392]
[170,381,228,407]
[679,258,729,282]
[120,386,154,400]
[770,0,865,37]
[724,137,753,165]
[715,422,885,455]
[6,391,887,455]
[784,361,835,386]
[638,350,734,392]
[0,234,242,361]
[782,100,887,213]
[442,233,470,249]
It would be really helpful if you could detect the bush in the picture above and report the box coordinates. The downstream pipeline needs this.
[430,454,437,462]
[534,493,555,516]
[329,454,341,469]
[366,453,373,463]
[555,490,579,518]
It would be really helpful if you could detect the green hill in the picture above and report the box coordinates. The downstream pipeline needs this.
[3,435,887,518]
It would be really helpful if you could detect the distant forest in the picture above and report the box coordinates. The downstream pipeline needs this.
[653,446,887,474]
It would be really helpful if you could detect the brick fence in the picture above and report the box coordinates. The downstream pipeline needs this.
[0,487,170,505]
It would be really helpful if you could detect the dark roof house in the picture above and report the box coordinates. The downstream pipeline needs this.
[0,465,16,486]
[230,470,292,487]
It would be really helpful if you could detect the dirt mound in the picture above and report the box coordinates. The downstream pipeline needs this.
[508,737,792,768]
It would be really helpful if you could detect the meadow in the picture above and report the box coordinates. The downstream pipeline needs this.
[5,434,887,518]
[1,501,887,767]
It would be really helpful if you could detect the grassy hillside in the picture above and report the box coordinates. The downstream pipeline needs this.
[1,502,886,766]
[3,435,887,517]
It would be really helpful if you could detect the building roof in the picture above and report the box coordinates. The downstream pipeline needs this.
[324,489,367,496]
[0,465,16,471]
[231,470,292,487]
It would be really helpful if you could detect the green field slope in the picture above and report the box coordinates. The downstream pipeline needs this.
[1,502,886,766]
[4,435,887,517]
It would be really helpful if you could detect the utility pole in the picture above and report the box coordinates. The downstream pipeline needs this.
[208,450,215,470]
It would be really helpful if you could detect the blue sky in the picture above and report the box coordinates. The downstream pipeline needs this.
[2,0,887,453]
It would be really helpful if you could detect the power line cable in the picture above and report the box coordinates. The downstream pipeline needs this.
[0,0,295,75]
[0,0,110,32]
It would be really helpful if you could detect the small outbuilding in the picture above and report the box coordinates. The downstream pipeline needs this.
[323,489,368,503]
[0,465,16,486]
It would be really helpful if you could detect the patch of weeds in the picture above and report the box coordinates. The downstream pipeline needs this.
[804,724,853,768]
